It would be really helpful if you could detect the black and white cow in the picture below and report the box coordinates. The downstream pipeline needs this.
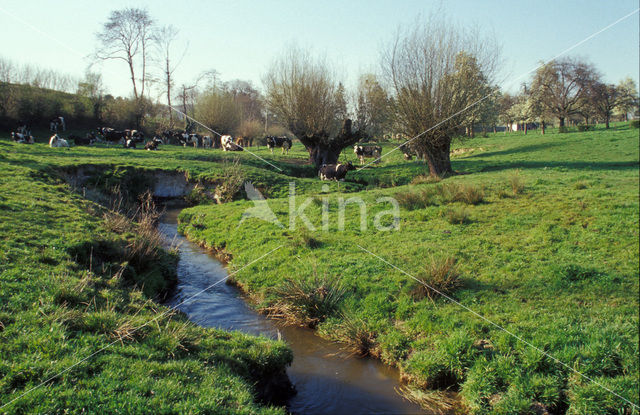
[123,138,136,149]
[202,136,213,148]
[49,134,69,148]
[318,162,356,181]
[127,129,145,143]
[266,136,292,154]
[68,133,96,146]
[353,144,382,164]
[221,135,243,151]
[97,127,128,144]
[50,116,66,132]
[145,136,163,151]
[11,131,34,144]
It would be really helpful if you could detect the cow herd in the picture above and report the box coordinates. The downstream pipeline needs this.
[8,118,403,182]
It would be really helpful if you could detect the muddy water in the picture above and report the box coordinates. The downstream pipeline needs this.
[159,210,426,415]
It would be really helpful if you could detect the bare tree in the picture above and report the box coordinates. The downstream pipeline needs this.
[382,16,500,176]
[95,8,155,101]
[529,57,597,128]
[264,46,363,168]
[155,25,186,127]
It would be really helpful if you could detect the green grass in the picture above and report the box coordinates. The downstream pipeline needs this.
[0,143,292,413]
[175,123,639,413]
[1,122,638,413]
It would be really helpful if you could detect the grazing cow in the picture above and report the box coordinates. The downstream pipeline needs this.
[353,144,382,164]
[68,134,95,146]
[202,136,213,148]
[318,162,356,181]
[49,134,69,148]
[178,133,202,147]
[50,116,66,132]
[11,131,34,144]
[123,139,136,149]
[266,136,292,154]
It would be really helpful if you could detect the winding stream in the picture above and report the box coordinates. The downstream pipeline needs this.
[159,209,426,415]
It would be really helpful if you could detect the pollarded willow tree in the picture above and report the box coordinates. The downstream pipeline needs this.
[382,17,500,176]
[263,47,364,168]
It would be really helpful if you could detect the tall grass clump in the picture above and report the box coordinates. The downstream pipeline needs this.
[322,313,377,356]
[445,206,471,224]
[395,187,439,210]
[412,256,462,300]
[267,275,346,328]
[509,170,525,195]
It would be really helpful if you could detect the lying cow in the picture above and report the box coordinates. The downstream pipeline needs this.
[50,116,66,132]
[145,137,163,151]
[97,127,127,144]
[221,135,243,151]
[353,144,382,164]
[11,131,34,144]
[68,134,95,146]
[318,162,356,181]
[266,136,292,154]
[49,134,69,148]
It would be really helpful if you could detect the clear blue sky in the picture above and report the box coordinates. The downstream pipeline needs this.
[0,0,638,99]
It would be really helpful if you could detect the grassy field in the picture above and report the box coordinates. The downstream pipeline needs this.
[0,136,294,413]
[176,124,639,414]
[1,123,638,413]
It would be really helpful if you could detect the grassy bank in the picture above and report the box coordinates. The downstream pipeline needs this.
[0,143,293,413]
[177,124,639,414]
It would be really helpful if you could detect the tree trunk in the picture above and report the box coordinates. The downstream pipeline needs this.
[307,144,341,167]
[524,122,528,135]
[605,115,610,129]
[424,140,453,177]
[541,121,546,135]
[559,117,565,127]
[297,119,363,170]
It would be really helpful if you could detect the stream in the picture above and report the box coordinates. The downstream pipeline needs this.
[159,209,426,415]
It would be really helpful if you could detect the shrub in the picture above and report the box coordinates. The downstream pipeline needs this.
[445,206,471,225]
[630,120,639,128]
[214,159,245,203]
[412,256,462,300]
[577,124,595,132]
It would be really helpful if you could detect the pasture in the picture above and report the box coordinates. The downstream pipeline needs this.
[0,123,638,413]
